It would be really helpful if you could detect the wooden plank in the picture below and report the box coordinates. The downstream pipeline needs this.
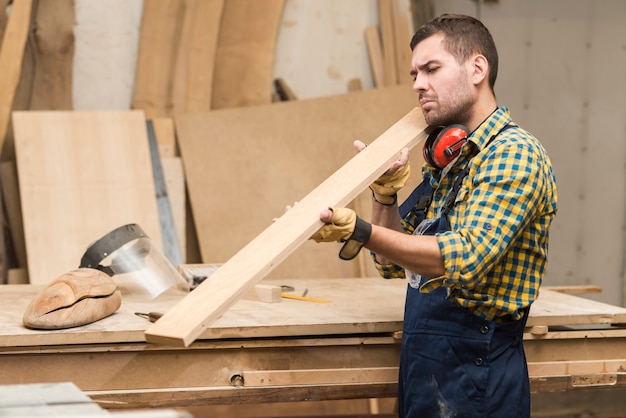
[392,0,413,84]
[178,263,281,302]
[171,0,224,114]
[364,26,385,88]
[132,0,184,118]
[377,0,397,86]
[0,0,32,157]
[0,0,10,41]
[175,85,420,282]
[12,0,74,111]
[152,117,176,158]
[242,367,398,387]
[0,161,27,268]
[529,359,626,376]
[12,110,162,285]
[132,0,224,118]
[211,0,285,109]
[145,107,427,346]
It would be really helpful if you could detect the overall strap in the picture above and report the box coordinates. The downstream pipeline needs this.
[399,178,433,218]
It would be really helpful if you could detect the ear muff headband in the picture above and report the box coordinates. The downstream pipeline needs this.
[423,124,470,169]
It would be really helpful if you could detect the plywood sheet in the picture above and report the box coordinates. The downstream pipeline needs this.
[176,84,421,280]
[12,110,162,284]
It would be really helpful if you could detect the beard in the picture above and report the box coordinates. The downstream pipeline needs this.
[421,74,474,127]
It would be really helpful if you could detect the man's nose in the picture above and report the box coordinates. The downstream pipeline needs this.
[412,74,426,93]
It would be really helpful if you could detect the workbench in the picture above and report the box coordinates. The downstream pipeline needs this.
[1,277,626,411]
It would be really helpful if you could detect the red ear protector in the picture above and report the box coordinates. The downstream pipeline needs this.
[423,124,470,169]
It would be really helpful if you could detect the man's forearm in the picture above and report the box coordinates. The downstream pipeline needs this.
[369,199,403,264]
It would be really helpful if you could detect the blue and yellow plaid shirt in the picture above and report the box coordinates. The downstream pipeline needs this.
[374,107,558,321]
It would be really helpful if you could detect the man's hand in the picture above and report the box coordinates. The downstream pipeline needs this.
[355,140,411,205]
[310,207,372,260]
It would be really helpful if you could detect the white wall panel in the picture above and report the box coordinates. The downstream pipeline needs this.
[435,1,626,305]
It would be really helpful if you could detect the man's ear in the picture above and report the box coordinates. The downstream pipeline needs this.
[469,54,489,86]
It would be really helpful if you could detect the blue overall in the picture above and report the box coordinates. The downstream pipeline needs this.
[396,134,530,417]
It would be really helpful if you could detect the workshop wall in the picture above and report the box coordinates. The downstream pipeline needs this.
[71,0,626,306]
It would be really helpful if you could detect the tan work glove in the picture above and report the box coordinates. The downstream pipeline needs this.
[353,140,410,205]
[370,152,411,205]
[310,207,372,260]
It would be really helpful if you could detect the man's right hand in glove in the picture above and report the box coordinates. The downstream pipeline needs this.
[354,140,411,206]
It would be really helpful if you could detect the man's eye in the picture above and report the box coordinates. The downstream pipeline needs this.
[427,67,438,74]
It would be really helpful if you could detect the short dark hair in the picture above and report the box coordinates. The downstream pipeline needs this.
[410,14,498,92]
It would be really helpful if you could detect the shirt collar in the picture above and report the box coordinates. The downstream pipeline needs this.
[421,106,513,182]
[467,106,512,152]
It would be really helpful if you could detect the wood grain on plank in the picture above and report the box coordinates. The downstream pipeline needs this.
[146,106,427,346]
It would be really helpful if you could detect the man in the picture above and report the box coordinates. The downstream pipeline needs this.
[312,14,558,417]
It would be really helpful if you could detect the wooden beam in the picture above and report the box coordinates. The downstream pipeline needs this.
[13,0,75,111]
[392,0,413,84]
[364,26,385,88]
[0,0,32,157]
[145,107,428,346]
[171,0,224,114]
[211,0,284,109]
[0,161,27,268]
[242,367,398,387]
[378,0,397,86]
[132,0,224,118]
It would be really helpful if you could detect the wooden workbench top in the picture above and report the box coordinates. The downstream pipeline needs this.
[0,277,406,347]
[2,277,626,348]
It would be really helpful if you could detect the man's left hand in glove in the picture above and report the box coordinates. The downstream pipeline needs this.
[310,207,372,260]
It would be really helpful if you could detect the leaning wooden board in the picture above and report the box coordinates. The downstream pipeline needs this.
[146,107,428,346]
[132,0,224,118]
[0,0,31,158]
[12,110,163,285]
[211,0,284,109]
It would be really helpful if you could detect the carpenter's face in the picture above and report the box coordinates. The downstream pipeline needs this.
[410,33,475,127]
